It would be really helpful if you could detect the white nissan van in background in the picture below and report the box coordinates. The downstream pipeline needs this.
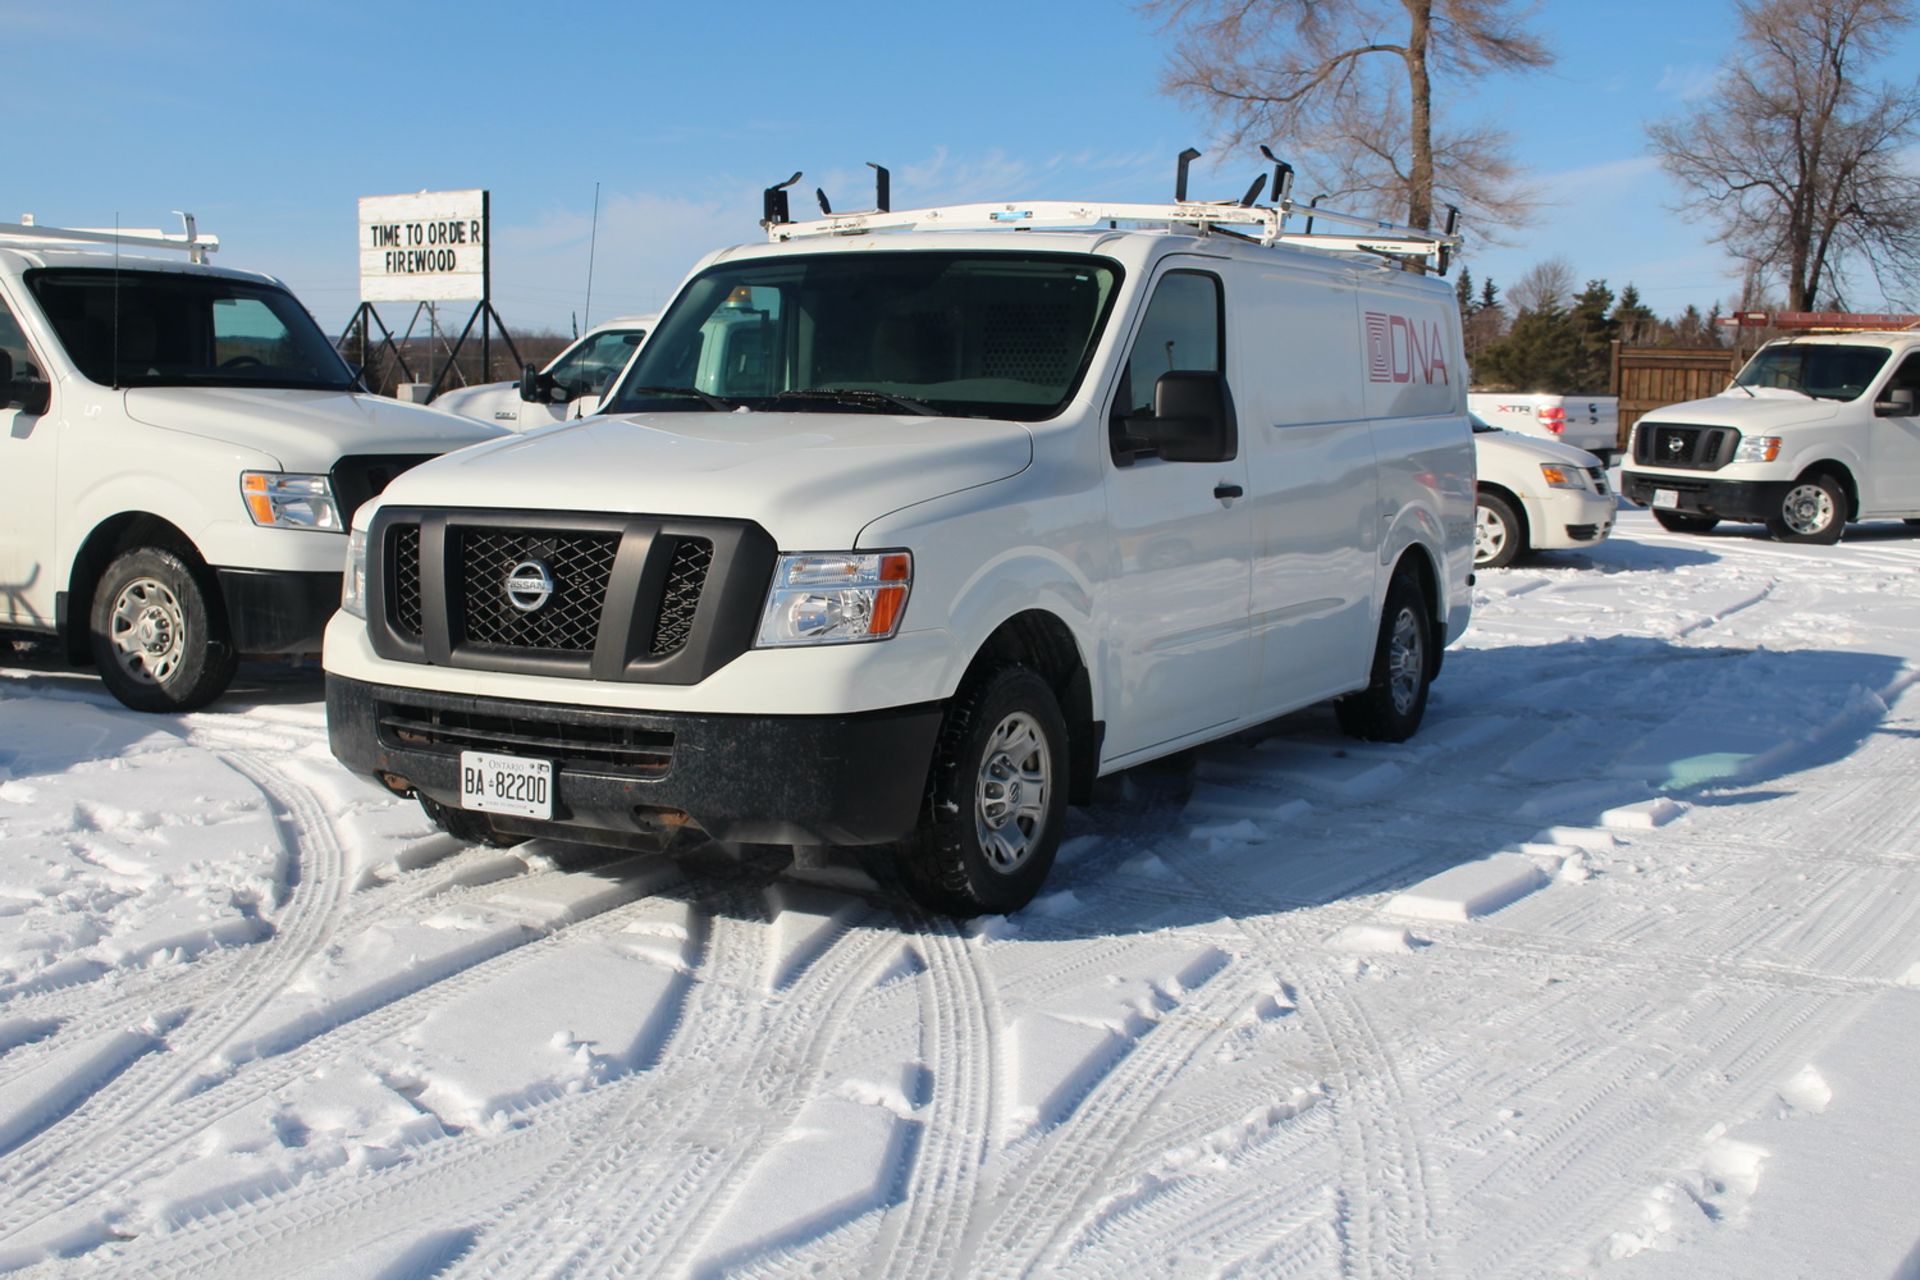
[324,173,1475,915]
[0,218,503,711]
[1622,332,1920,542]
[434,314,655,430]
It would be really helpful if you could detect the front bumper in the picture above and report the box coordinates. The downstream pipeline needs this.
[1620,472,1793,523]
[217,569,341,653]
[1527,489,1616,550]
[326,674,944,848]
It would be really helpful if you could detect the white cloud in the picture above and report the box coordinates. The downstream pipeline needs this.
[1656,63,1726,103]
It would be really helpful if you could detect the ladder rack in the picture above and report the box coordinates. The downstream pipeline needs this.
[2,212,219,264]
[764,197,1458,271]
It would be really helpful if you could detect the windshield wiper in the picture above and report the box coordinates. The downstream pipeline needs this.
[771,387,939,416]
[624,385,737,411]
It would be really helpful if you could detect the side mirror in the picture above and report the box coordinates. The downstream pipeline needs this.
[1141,370,1237,463]
[519,363,558,403]
[1875,387,1916,417]
[0,350,50,416]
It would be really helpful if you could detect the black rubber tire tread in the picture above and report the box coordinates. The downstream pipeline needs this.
[1652,510,1720,534]
[87,547,238,713]
[1765,473,1847,544]
[1335,565,1433,744]
[1474,492,1525,569]
[892,665,1069,918]
[418,794,520,848]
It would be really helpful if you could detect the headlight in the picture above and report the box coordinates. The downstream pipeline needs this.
[1733,435,1782,463]
[341,528,369,618]
[757,551,912,647]
[1539,464,1587,490]
[241,472,341,530]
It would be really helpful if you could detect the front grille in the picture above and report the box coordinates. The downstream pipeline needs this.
[378,701,673,777]
[391,525,423,638]
[459,528,620,654]
[652,538,712,656]
[1634,423,1738,470]
[332,454,435,526]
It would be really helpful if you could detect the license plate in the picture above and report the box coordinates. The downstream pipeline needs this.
[460,751,553,819]
[1652,488,1679,509]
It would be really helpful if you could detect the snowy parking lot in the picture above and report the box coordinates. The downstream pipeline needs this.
[1,505,1917,1278]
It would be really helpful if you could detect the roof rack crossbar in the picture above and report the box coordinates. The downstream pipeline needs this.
[764,198,1460,269]
[1,213,219,263]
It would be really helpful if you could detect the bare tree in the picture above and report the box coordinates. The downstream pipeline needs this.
[1144,0,1553,232]
[1506,256,1576,315]
[1649,0,1920,311]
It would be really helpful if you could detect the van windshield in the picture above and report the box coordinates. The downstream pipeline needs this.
[1733,343,1889,401]
[27,268,355,391]
[604,251,1122,422]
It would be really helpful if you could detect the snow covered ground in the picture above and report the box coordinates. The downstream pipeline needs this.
[2,506,1918,1278]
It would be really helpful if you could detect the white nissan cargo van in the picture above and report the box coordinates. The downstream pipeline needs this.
[0,217,503,711]
[324,170,1474,915]
[1621,332,1920,542]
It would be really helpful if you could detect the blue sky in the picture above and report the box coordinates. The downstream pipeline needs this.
[14,0,1919,336]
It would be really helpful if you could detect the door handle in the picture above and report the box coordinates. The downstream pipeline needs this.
[1214,482,1243,501]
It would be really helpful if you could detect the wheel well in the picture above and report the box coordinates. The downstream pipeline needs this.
[1393,546,1446,680]
[1797,462,1859,519]
[64,514,206,664]
[961,610,1099,804]
[1476,482,1530,544]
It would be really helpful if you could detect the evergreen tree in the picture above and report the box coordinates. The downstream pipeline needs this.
[1613,284,1658,345]
[1570,279,1617,392]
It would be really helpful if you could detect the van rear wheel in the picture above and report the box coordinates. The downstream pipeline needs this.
[891,666,1067,918]
[88,547,237,713]
[1336,566,1432,743]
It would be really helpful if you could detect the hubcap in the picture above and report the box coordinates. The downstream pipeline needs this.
[108,577,187,686]
[1387,607,1424,716]
[1474,504,1509,564]
[1781,483,1835,536]
[975,711,1051,873]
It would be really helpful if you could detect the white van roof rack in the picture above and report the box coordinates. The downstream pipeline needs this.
[2,212,219,264]
[759,150,1461,274]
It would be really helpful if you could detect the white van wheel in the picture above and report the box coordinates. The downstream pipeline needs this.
[88,547,237,713]
[1767,475,1845,544]
[1474,493,1523,568]
[1336,567,1432,743]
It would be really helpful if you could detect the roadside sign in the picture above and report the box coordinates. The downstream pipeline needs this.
[358,190,488,303]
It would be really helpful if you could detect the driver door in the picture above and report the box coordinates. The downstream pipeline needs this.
[0,289,56,628]
[1871,352,1920,512]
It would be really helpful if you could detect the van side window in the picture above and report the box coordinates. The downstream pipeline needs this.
[1112,271,1222,460]
[1887,353,1920,402]
[550,328,647,399]
[0,294,42,382]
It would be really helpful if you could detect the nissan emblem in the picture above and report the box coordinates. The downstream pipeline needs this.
[504,559,556,612]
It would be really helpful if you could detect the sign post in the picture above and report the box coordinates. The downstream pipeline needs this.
[339,189,521,399]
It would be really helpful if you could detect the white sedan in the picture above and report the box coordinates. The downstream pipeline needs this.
[1473,414,1616,568]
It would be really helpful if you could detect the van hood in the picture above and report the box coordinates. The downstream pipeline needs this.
[1475,429,1602,469]
[378,410,1035,548]
[1639,392,1843,433]
[123,387,506,471]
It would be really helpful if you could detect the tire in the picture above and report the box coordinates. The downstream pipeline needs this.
[892,666,1069,918]
[87,547,237,713]
[1765,473,1846,544]
[1336,566,1433,743]
[418,794,519,848]
[1473,492,1524,568]
[1653,510,1720,534]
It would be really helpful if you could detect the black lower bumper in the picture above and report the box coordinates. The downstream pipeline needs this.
[325,675,945,848]
[217,569,342,653]
[1620,473,1793,522]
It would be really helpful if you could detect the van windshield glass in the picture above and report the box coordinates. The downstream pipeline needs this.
[1733,343,1889,401]
[604,252,1122,422]
[26,269,355,391]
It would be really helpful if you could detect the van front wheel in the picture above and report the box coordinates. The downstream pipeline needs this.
[1336,567,1432,743]
[88,547,237,713]
[1767,475,1846,544]
[893,666,1068,918]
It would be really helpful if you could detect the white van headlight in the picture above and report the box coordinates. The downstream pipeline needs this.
[757,551,912,647]
[1539,464,1588,491]
[241,472,341,531]
[1733,435,1782,463]
[341,528,369,618]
